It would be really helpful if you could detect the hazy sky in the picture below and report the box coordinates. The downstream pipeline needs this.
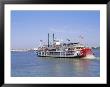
[11,10,100,49]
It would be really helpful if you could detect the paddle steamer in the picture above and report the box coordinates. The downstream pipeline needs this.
[36,33,94,58]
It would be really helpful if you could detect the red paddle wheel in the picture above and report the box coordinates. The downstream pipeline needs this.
[80,48,93,57]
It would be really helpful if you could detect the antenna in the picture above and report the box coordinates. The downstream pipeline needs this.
[48,33,49,47]
[79,35,85,45]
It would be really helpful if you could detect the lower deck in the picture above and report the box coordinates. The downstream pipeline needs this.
[36,51,82,58]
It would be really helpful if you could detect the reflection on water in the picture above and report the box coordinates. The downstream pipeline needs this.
[11,49,100,77]
[39,57,99,77]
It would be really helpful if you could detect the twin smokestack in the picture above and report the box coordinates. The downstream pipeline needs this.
[48,33,54,47]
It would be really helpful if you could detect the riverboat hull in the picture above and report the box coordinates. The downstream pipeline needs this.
[36,48,93,58]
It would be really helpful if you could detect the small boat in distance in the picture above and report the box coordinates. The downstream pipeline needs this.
[36,33,94,58]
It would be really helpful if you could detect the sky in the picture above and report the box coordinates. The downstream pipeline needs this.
[11,10,100,49]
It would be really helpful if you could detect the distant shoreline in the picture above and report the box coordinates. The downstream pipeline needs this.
[11,49,36,52]
[91,47,100,49]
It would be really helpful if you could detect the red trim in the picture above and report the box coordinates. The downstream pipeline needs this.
[80,48,93,57]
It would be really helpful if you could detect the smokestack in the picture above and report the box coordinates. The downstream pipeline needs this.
[48,33,49,47]
[53,33,54,44]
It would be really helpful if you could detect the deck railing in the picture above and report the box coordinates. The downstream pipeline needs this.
[37,51,78,57]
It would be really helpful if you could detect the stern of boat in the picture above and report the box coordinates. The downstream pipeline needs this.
[80,48,94,57]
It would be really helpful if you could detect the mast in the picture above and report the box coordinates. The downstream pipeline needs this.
[53,33,54,45]
[48,33,49,47]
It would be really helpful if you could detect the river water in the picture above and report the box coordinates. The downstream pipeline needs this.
[11,49,100,77]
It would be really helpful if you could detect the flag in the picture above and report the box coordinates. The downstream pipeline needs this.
[79,35,84,39]
[67,39,70,41]
[40,40,43,42]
